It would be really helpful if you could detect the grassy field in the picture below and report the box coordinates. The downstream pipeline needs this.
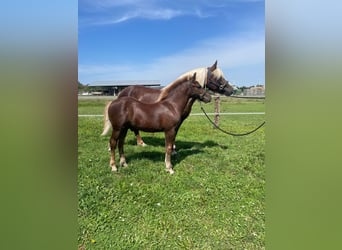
[78,96,265,249]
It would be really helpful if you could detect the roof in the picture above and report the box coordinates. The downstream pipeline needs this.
[89,80,161,87]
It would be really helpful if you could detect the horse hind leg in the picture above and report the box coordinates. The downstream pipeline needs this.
[118,128,128,168]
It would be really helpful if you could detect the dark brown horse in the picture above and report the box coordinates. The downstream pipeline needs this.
[107,73,211,174]
[101,61,234,149]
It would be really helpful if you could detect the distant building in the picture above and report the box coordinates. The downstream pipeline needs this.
[243,85,265,97]
[88,80,161,96]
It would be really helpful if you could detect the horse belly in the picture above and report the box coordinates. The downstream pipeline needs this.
[130,114,164,132]
[129,108,173,132]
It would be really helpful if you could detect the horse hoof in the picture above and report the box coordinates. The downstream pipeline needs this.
[121,162,128,168]
[138,142,147,147]
[167,169,175,174]
[111,166,118,172]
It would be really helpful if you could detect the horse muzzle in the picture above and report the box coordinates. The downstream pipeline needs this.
[221,86,234,96]
[200,93,212,103]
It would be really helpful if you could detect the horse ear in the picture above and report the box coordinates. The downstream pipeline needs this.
[192,72,197,81]
[209,60,218,72]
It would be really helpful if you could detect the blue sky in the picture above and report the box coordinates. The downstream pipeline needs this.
[79,0,264,86]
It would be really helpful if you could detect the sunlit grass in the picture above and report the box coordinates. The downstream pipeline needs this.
[78,97,265,249]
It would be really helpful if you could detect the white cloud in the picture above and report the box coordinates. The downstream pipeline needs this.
[92,8,184,25]
[79,31,264,85]
[79,0,238,26]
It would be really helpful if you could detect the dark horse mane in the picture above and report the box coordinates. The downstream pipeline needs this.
[156,75,192,102]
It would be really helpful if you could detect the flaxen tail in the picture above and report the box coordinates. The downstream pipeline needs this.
[100,101,112,136]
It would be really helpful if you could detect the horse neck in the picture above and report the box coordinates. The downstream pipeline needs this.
[182,98,196,118]
[163,81,193,110]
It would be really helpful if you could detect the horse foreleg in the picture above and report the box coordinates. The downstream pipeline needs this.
[164,130,176,174]
[118,128,128,168]
[171,126,180,156]
[109,131,119,172]
[171,124,182,155]
[172,144,177,155]
[133,129,147,147]
[171,98,195,155]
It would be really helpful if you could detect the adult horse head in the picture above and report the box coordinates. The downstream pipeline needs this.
[177,60,234,96]
[207,61,235,96]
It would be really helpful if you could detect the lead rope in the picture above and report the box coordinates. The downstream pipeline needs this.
[199,101,265,136]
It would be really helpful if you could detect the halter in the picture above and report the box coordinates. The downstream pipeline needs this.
[205,67,211,88]
[205,68,227,92]
[193,78,209,101]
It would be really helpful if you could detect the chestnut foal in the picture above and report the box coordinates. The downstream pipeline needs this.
[107,73,211,174]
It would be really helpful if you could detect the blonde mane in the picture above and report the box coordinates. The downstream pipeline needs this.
[156,75,191,102]
[177,67,208,87]
[211,68,225,80]
[156,64,225,102]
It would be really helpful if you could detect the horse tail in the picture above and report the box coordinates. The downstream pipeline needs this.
[100,101,112,136]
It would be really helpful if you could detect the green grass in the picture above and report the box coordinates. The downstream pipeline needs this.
[78,96,265,249]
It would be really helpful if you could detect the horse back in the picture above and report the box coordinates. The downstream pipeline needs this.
[118,85,161,103]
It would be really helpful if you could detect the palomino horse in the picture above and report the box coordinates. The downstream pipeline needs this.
[107,73,211,174]
[101,61,234,149]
